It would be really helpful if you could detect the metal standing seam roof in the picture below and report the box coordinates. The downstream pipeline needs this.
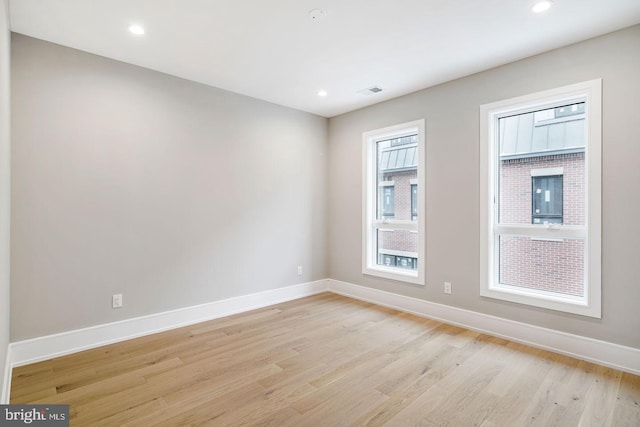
[500,112,586,159]
[379,146,417,171]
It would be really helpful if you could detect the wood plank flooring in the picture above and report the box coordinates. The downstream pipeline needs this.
[10,293,640,426]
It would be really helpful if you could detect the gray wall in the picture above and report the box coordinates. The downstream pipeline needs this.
[0,0,11,400]
[11,34,328,341]
[328,24,640,349]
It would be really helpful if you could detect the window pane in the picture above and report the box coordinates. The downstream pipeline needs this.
[376,135,418,221]
[499,235,584,297]
[379,186,395,218]
[498,102,585,226]
[532,175,563,224]
[376,229,417,270]
[411,184,418,220]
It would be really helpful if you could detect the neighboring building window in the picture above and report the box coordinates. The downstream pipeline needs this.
[411,183,418,221]
[532,174,563,224]
[380,253,396,267]
[396,255,417,270]
[363,120,425,284]
[480,80,601,317]
[379,182,395,219]
[378,253,418,270]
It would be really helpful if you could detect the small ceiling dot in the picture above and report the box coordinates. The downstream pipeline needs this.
[309,9,327,21]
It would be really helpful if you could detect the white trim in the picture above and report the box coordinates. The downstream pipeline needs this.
[362,119,425,285]
[493,224,585,239]
[480,79,602,318]
[378,249,418,258]
[375,221,418,232]
[378,180,395,187]
[531,167,564,177]
[1,346,10,404]
[8,280,328,369]
[327,279,640,376]
[1,0,11,408]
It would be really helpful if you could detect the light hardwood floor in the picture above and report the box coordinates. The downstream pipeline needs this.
[10,293,640,426]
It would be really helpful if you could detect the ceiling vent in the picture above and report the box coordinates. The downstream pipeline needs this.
[358,86,383,95]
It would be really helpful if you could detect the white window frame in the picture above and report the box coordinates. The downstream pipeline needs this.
[362,119,425,285]
[480,80,601,317]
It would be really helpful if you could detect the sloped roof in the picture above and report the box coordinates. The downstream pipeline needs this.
[379,146,418,171]
[500,111,585,159]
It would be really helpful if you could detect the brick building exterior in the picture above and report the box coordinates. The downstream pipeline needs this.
[378,170,418,269]
[376,136,418,270]
[499,153,585,296]
[498,102,586,297]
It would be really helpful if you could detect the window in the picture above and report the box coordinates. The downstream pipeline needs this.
[411,183,418,221]
[480,80,601,317]
[378,252,418,270]
[532,174,563,224]
[363,119,425,284]
[379,182,395,218]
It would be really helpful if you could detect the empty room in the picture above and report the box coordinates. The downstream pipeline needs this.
[1,0,639,426]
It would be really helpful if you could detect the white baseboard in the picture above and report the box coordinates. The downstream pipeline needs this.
[9,280,329,370]
[1,347,10,404]
[6,278,638,404]
[327,279,640,376]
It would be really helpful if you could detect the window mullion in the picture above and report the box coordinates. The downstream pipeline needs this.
[372,220,417,231]
[494,224,586,240]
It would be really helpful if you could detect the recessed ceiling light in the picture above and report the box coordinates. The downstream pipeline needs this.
[128,24,145,35]
[531,1,552,13]
[317,90,328,97]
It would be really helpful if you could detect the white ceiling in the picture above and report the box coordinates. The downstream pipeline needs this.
[8,0,640,118]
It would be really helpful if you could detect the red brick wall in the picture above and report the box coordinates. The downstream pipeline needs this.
[499,152,585,296]
[378,169,417,256]
[500,152,584,225]
[499,236,584,296]
[378,229,417,255]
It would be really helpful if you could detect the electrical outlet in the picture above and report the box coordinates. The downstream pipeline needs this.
[297,266,303,276]
[444,282,452,294]
[112,294,123,309]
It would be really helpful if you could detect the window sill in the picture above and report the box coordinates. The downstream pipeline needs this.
[363,266,423,285]
[481,283,600,318]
